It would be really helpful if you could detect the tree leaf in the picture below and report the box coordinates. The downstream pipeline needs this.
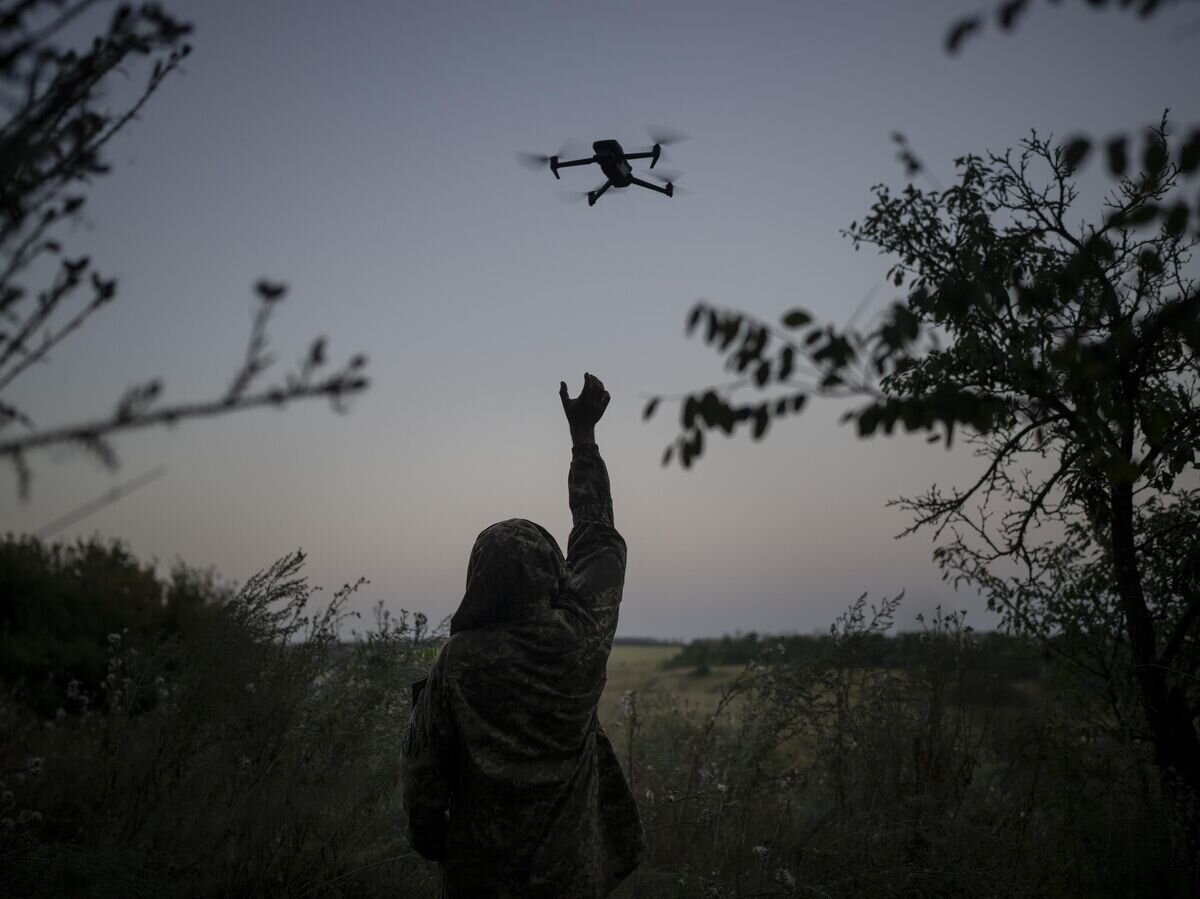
[997,0,1028,30]
[1179,129,1200,174]
[642,397,660,420]
[1106,137,1128,176]
[751,406,770,440]
[1164,203,1188,237]
[1062,137,1090,171]
[781,309,812,328]
[945,17,980,54]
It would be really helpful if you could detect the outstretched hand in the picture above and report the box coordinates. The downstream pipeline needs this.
[559,373,610,445]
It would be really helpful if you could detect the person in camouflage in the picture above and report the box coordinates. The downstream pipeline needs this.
[401,372,645,898]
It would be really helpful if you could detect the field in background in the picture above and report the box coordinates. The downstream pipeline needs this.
[600,644,742,726]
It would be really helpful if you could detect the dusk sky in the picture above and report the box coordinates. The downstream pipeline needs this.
[4,0,1197,638]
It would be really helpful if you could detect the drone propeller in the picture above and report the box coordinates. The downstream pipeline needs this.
[516,138,588,172]
[647,168,684,185]
[516,151,556,171]
[646,168,692,196]
[646,125,690,147]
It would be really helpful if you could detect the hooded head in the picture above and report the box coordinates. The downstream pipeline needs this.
[450,518,568,634]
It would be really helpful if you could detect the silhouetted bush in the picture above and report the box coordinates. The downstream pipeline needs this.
[0,535,227,717]
[1,547,1188,896]
[0,546,439,898]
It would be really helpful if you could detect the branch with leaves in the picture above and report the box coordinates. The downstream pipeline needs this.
[0,2,370,498]
[0,280,369,498]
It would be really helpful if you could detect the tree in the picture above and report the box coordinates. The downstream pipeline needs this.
[0,1,368,499]
[944,0,1199,56]
[648,117,1200,867]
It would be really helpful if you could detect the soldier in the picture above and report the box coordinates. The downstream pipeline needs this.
[401,373,645,898]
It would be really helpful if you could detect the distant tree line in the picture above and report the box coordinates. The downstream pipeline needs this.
[666,625,1044,681]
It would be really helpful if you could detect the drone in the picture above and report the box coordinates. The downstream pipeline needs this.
[518,130,686,206]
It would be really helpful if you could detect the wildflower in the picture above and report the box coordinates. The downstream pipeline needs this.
[778,868,796,888]
[238,755,252,770]
[618,690,635,718]
[644,788,655,804]
[716,782,727,794]
[107,633,121,647]
[752,845,769,858]
[245,682,257,694]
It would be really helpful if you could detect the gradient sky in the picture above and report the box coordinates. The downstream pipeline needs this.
[3,0,1197,638]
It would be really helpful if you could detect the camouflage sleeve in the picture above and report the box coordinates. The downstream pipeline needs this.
[565,443,627,640]
[400,654,454,861]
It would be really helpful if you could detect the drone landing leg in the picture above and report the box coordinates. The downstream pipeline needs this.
[629,177,673,197]
[587,179,613,207]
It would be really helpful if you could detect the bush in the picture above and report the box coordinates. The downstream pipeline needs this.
[0,549,439,898]
[0,535,229,717]
[1,544,1188,896]
[615,599,1187,898]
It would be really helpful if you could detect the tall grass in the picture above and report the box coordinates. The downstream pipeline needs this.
[1,551,438,898]
[1,554,1189,897]
[612,597,1186,898]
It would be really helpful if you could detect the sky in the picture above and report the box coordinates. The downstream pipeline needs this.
[3,0,1198,639]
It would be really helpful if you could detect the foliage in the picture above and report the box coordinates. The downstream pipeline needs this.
[0,533,227,716]
[1,540,1191,895]
[0,546,439,898]
[611,596,1187,898]
[649,109,1200,868]
[664,625,1045,692]
[944,0,1199,55]
[0,1,369,498]
[647,118,1199,467]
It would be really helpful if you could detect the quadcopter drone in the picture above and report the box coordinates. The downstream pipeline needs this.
[518,130,686,206]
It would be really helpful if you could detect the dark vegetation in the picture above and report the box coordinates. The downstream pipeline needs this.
[1,535,440,898]
[665,626,1043,691]
[646,4,1200,886]
[1,536,1191,896]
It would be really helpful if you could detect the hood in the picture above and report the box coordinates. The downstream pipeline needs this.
[450,518,568,634]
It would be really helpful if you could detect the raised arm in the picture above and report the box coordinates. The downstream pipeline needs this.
[559,374,627,641]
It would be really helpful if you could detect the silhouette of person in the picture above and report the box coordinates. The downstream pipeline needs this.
[401,373,645,898]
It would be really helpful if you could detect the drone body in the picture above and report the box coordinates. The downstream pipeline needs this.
[520,133,684,206]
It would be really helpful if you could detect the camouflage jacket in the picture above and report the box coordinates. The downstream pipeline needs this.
[401,443,645,898]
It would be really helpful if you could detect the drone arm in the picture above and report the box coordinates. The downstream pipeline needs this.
[629,176,672,197]
[553,156,597,170]
[626,145,662,168]
[587,179,613,207]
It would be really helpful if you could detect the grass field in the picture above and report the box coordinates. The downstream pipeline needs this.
[598,644,747,727]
